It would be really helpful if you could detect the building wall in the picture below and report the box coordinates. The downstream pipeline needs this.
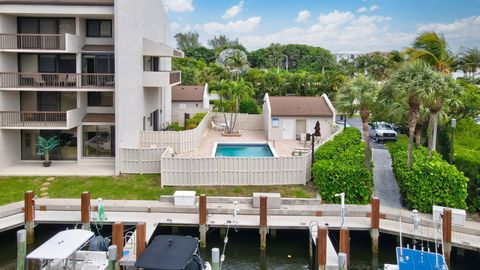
[114,0,171,173]
[171,101,203,109]
[269,116,334,141]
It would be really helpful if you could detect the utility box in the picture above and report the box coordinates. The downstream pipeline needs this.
[173,191,197,206]
[432,205,466,226]
[253,193,281,209]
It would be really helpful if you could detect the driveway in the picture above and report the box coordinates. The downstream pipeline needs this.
[347,117,403,208]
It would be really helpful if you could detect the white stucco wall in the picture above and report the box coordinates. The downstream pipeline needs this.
[262,93,272,140]
[172,102,203,109]
[269,116,334,141]
[114,0,171,173]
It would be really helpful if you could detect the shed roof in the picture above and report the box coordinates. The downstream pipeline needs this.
[172,85,205,102]
[269,95,333,117]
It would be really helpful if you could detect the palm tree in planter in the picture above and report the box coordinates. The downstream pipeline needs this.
[37,136,60,167]
[336,75,379,170]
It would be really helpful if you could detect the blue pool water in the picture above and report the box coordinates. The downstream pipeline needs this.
[215,144,274,157]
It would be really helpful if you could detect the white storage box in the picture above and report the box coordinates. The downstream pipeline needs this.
[253,192,281,209]
[432,205,466,226]
[173,191,197,206]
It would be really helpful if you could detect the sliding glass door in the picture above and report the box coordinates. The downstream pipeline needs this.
[83,125,115,157]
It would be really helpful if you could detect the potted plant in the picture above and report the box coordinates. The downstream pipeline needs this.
[36,136,60,167]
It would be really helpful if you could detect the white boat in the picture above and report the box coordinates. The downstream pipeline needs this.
[26,229,109,270]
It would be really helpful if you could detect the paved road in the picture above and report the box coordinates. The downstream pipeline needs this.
[347,118,403,208]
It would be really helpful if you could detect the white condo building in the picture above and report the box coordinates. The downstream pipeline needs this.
[0,0,182,174]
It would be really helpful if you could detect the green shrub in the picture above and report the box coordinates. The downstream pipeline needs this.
[387,139,468,212]
[239,97,260,114]
[166,122,183,131]
[312,128,373,204]
[185,112,207,130]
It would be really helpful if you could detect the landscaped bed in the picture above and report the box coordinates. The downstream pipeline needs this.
[0,175,317,206]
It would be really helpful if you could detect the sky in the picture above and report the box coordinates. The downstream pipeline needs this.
[162,0,480,53]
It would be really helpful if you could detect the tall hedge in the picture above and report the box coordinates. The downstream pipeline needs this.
[387,138,468,212]
[313,128,373,204]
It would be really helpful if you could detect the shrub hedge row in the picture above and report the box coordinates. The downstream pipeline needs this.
[185,112,208,130]
[387,138,468,212]
[312,128,373,204]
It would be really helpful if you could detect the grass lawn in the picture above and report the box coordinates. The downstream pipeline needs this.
[0,175,317,206]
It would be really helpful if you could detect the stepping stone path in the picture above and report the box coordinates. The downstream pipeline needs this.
[40,177,55,198]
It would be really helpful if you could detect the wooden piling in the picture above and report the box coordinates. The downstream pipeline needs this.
[199,194,207,248]
[259,196,268,250]
[112,222,124,261]
[136,223,146,260]
[81,192,90,230]
[24,191,35,244]
[339,227,350,266]
[442,208,452,267]
[17,229,26,270]
[370,197,380,253]
[317,226,327,270]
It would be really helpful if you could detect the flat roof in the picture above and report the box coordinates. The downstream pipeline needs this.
[172,85,205,102]
[82,113,115,123]
[269,95,333,117]
[0,0,114,5]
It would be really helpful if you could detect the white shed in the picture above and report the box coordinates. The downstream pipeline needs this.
[263,93,336,141]
[172,84,209,109]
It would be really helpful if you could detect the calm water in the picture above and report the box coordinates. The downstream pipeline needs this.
[215,144,274,157]
[1,225,479,269]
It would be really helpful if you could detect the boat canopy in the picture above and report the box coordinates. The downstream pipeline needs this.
[26,229,94,260]
[134,235,200,270]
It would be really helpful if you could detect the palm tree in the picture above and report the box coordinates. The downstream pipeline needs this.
[457,47,480,77]
[405,32,453,73]
[174,31,200,51]
[381,61,438,167]
[216,48,250,80]
[336,76,378,169]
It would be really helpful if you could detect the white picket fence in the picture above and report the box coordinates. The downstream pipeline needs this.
[119,147,166,174]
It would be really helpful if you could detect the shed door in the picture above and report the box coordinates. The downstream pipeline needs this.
[283,119,294,139]
[296,119,306,140]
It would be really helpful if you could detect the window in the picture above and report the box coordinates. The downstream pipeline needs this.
[83,125,115,157]
[272,118,279,128]
[86,20,112,37]
[88,92,113,107]
[143,56,160,71]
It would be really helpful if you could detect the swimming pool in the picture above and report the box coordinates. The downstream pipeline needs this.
[213,143,275,157]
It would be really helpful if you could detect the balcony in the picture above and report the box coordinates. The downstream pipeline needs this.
[0,73,114,91]
[143,71,182,87]
[0,33,80,53]
[0,108,85,129]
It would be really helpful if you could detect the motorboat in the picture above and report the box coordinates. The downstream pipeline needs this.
[26,229,109,270]
[134,235,211,270]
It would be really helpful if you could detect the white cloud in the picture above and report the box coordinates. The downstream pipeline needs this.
[317,11,354,26]
[162,0,194,13]
[357,7,368,13]
[200,16,262,33]
[369,5,379,11]
[416,16,480,49]
[222,1,244,19]
[296,10,311,22]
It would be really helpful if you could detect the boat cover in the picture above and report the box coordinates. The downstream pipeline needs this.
[26,229,94,260]
[134,235,201,270]
[396,247,448,270]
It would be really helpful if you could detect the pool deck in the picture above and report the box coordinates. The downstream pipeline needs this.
[176,128,309,157]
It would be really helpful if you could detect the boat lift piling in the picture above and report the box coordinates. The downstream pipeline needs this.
[442,208,452,267]
[370,197,380,254]
[81,191,90,230]
[339,227,350,267]
[16,229,26,270]
[259,196,268,250]
[112,222,124,262]
[199,194,207,248]
[24,190,35,244]
[136,222,147,260]
[316,225,328,270]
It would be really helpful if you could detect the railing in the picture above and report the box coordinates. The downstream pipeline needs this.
[0,33,66,50]
[0,111,67,127]
[169,71,181,85]
[0,72,115,89]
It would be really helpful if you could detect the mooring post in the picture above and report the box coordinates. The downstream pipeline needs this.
[112,222,124,263]
[317,226,327,270]
[136,222,146,260]
[17,229,26,270]
[338,253,347,270]
[370,197,380,254]
[24,190,35,244]
[259,196,268,250]
[211,247,220,270]
[339,227,350,267]
[199,194,207,248]
[442,208,452,267]
[107,245,117,270]
[81,191,91,230]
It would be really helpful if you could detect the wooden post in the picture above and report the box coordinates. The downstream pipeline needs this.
[136,223,146,260]
[17,229,26,270]
[317,226,327,270]
[442,208,452,267]
[81,192,90,230]
[112,222,124,261]
[24,191,35,244]
[259,196,268,250]
[199,194,207,248]
[339,227,350,266]
[370,197,380,254]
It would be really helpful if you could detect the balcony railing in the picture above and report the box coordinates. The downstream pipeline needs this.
[170,71,181,85]
[0,72,115,89]
[0,111,67,128]
[0,33,66,50]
